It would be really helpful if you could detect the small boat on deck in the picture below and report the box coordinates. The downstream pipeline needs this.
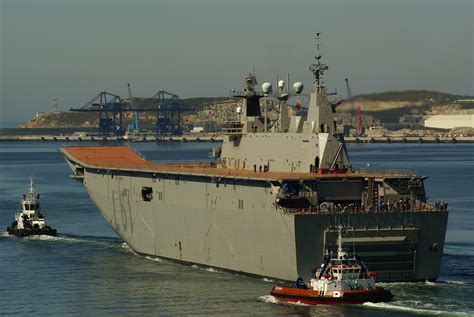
[270,226,393,305]
[7,178,57,237]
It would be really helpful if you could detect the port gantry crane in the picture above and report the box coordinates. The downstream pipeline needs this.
[70,90,193,137]
[151,90,190,137]
[127,83,139,133]
[70,91,124,135]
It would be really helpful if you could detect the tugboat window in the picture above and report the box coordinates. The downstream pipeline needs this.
[141,187,153,201]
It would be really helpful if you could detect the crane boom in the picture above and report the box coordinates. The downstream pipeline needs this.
[127,83,133,98]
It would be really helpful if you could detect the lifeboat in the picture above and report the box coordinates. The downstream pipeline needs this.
[270,226,393,305]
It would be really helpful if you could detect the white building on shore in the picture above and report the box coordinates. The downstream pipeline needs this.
[424,114,474,129]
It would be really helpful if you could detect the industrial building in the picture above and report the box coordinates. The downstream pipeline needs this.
[424,114,474,129]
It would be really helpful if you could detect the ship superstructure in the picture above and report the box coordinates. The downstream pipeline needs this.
[61,35,448,282]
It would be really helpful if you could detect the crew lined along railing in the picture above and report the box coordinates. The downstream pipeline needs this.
[283,200,448,214]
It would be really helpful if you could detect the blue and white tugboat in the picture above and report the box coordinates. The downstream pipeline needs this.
[7,178,57,237]
[271,226,393,305]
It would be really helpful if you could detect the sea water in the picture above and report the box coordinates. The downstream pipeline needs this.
[0,142,472,316]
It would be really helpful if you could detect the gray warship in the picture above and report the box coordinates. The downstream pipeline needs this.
[61,36,448,282]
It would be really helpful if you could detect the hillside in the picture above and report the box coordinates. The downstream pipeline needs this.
[19,90,473,130]
[352,90,472,103]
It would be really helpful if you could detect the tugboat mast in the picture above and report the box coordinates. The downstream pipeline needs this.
[336,225,346,259]
[29,177,35,195]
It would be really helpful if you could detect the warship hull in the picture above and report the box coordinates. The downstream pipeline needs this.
[63,147,448,282]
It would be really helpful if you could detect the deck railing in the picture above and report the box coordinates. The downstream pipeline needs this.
[283,200,448,215]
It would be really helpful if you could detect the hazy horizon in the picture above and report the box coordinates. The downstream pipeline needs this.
[1,0,473,122]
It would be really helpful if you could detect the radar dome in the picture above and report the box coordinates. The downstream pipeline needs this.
[293,82,304,93]
[262,82,272,94]
[236,106,242,114]
[278,80,285,88]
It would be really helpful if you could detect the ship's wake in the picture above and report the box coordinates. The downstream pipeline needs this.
[1,231,124,248]
[258,295,309,307]
[363,301,471,316]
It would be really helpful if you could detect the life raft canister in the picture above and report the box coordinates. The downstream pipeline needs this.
[295,99,301,110]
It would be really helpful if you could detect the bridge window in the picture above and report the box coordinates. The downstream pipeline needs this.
[141,187,153,202]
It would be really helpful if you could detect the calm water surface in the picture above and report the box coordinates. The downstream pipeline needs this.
[0,142,473,316]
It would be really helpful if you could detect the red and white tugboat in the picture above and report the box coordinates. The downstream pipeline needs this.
[271,226,393,305]
[7,178,57,237]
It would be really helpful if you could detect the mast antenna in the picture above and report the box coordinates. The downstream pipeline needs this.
[308,32,329,86]
[29,177,34,194]
[337,224,344,258]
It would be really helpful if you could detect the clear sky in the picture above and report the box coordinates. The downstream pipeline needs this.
[1,0,473,123]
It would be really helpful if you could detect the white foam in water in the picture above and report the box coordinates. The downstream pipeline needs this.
[120,242,138,255]
[191,265,198,269]
[424,280,437,286]
[262,277,274,283]
[363,302,471,316]
[145,255,164,263]
[258,295,310,307]
[25,234,83,243]
[442,280,466,285]
[0,231,10,237]
[259,295,278,304]
[258,295,311,306]
[206,267,220,273]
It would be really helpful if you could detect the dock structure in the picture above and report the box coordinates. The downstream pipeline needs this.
[0,134,472,143]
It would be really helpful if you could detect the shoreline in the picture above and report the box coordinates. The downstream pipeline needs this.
[0,134,472,143]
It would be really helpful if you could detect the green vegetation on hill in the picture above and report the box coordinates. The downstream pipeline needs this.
[368,105,431,123]
[125,97,234,112]
[353,90,472,103]
[182,97,236,112]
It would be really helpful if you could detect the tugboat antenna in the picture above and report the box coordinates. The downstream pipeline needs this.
[337,224,343,258]
[29,177,34,194]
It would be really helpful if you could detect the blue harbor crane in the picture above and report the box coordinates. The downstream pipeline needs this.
[127,83,139,133]
[70,89,193,137]
[151,90,187,137]
[70,91,124,135]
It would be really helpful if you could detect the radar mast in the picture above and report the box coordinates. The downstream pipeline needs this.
[308,32,329,87]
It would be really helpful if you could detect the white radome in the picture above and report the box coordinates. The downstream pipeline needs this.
[262,82,272,94]
[293,82,304,93]
[236,106,242,114]
[278,80,285,88]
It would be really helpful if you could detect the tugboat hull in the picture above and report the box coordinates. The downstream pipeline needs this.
[7,225,57,237]
[271,286,393,305]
